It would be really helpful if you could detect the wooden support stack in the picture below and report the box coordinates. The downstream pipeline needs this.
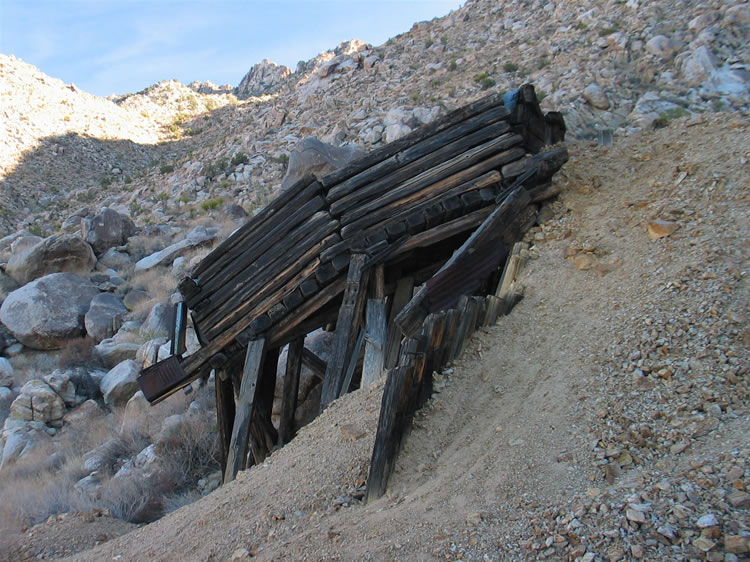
[138,84,569,493]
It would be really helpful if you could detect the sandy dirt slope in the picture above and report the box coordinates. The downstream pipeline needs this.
[39,113,749,561]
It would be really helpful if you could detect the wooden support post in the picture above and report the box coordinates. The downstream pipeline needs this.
[247,346,279,467]
[362,264,386,388]
[224,337,265,484]
[341,328,365,397]
[278,337,303,446]
[320,254,369,409]
[383,276,414,370]
[214,369,235,478]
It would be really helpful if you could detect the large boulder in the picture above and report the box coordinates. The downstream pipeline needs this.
[235,59,291,99]
[43,370,77,408]
[5,234,96,285]
[83,207,137,256]
[280,137,365,191]
[100,359,141,407]
[85,292,128,343]
[134,226,217,271]
[9,379,65,423]
[0,269,19,305]
[0,273,99,350]
[139,303,173,340]
[0,357,13,387]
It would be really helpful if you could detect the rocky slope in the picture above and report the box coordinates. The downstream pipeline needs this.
[0,0,748,560]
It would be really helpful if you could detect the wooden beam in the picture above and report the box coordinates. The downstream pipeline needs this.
[248,346,279,465]
[280,340,302,443]
[214,369,235,478]
[301,347,327,381]
[341,328,365,397]
[362,298,387,388]
[320,254,369,409]
[383,276,414,370]
[224,337,265,484]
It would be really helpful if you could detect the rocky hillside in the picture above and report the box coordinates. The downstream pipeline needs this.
[0,0,748,560]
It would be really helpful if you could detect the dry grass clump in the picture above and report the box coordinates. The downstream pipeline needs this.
[56,337,102,371]
[123,268,177,322]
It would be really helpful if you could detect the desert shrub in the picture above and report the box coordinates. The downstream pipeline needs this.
[57,337,99,370]
[67,368,102,401]
[503,62,519,72]
[200,197,224,212]
[159,163,174,174]
[230,152,249,167]
[96,476,163,524]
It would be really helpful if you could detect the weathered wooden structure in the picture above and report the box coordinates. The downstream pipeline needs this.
[138,85,568,497]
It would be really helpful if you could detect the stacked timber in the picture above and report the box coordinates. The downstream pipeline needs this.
[144,85,567,408]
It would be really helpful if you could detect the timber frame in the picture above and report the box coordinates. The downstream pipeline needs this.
[138,85,568,497]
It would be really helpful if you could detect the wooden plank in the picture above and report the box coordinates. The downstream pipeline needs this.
[339,169,502,242]
[438,308,459,366]
[362,298,386,388]
[383,276,414,370]
[247,346,279,467]
[278,337,303,445]
[224,337,265,484]
[341,328,365,397]
[195,210,333,319]
[394,186,531,337]
[322,92,506,190]
[326,107,510,202]
[320,254,369,409]
[484,295,500,326]
[338,136,524,230]
[454,298,478,360]
[393,206,493,256]
[495,242,528,299]
[447,295,470,361]
[330,121,512,215]
[214,369,235,478]
[192,176,318,281]
[470,296,485,332]
[301,347,327,381]
[422,312,446,385]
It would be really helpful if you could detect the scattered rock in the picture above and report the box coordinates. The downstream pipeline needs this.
[100,359,141,407]
[9,379,65,423]
[235,59,291,98]
[85,292,128,343]
[6,234,96,285]
[139,303,173,340]
[0,272,99,350]
[647,219,679,240]
[134,226,217,271]
[83,208,137,256]
[582,84,610,110]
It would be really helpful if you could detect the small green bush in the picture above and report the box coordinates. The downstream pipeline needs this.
[658,106,690,121]
[503,62,519,72]
[448,59,458,72]
[230,152,249,167]
[200,197,224,212]
[159,164,174,174]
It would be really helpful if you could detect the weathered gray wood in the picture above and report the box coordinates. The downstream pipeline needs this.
[394,186,531,337]
[454,298,478,360]
[320,254,369,409]
[192,175,317,281]
[214,369,235,477]
[362,298,387,388]
[496,242,528,299]
[383,276,414,370]
[224,337,265,484]
[322,92,506,191]
[278,337,303,446]
[339,136,524,231]
[330,121,512,215]
[340,328,365,397]
[301,347,327,381]
[447,295,470,361]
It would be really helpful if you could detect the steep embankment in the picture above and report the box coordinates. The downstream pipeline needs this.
[50,114,748,562]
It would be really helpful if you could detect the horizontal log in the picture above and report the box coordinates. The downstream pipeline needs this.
[194,195,327,304]
[339,133,523,228]
[192,175,317,280]
[329,120,511,215]
[321,92,505,190]
[326,107,510,203]
[301,348,327,381]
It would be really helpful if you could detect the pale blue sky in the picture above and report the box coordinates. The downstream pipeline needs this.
[0,0,463,97]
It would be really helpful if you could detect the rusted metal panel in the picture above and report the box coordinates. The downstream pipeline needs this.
[138,355,188,403]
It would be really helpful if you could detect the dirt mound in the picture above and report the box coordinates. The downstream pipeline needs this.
[43,114,748,561]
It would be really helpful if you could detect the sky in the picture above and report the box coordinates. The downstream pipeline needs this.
[0,0,463,97]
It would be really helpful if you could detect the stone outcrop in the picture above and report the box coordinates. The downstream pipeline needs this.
[5,234,96,285]
[0,272,99,350]
[8,379,65,424]
[280,137,365,191]
[235,59,291,99]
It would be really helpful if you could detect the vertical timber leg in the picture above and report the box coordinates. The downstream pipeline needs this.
[224,337,265,484]
[248,346,279,467]
[320,254,369,409]
[278,338,303,446]
[214,369,235,478]
[383,275,414,370]
[363,264,386,388]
